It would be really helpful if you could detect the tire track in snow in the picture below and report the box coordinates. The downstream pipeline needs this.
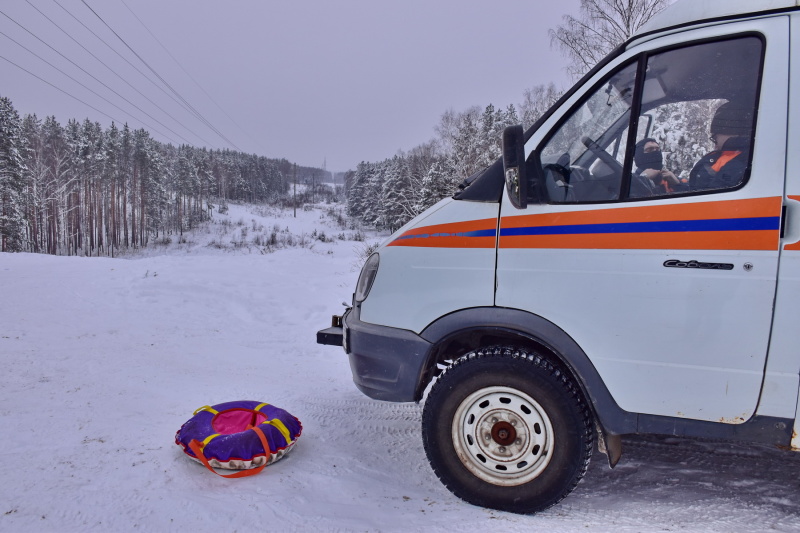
[560,434,800,532]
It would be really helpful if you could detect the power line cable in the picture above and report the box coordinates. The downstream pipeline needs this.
[52,0,204,132]
[120,0,259,151]
[80,0,241,151]
[24,0,207,146]
[0,28,182,144]
[0,9,201,145]
[0,53,123,124]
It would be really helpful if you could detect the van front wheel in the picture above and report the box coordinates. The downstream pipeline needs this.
[421,346,593,514]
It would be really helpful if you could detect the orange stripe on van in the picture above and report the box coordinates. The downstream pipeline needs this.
[388,217,497,248]
[388,197,782,250]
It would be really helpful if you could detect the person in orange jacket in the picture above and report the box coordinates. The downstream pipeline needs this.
[690,102,754,191]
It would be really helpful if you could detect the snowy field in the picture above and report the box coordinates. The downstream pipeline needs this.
[1,202,799,532]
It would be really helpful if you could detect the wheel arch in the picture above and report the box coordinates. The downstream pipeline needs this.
[418,307,638,436]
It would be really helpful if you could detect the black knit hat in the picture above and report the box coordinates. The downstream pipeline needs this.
[710,102,753,136]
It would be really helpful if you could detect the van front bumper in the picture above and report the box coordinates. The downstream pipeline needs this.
[337,307,432,402]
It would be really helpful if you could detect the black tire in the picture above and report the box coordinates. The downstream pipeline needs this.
[422,346,594,514]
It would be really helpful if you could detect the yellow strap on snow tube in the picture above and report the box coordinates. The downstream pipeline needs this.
[201,433,220,448]
[253,403,292,444]
[194,405,219,415]
[267,419,292,444]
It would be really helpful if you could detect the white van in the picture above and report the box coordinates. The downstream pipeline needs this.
[318,0,800,514]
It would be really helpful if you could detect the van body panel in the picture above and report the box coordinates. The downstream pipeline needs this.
[763,12,800,428]
[789,11,800,449]
[758,209,800,420]
[359,199,500,332]
[636,0,798,36]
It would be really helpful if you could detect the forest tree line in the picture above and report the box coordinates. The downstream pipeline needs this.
[0,95,327,255]
[345,89,563,232]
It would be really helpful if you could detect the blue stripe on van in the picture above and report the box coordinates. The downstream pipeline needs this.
[499,216,779,237]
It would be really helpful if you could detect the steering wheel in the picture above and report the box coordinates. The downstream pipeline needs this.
[581,136,623,176]
[543,163,575,202]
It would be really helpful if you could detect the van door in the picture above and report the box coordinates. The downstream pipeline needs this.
[496,17,789,423]
[763,11,800,448]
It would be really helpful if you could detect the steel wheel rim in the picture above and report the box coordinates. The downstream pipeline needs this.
[452,385,554,486]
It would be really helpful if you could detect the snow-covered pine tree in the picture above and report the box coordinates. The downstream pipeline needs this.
[80,119,106,255]
[416,159,457,213]
[41,116,67,255]
[368,160,390,229]
[478,104,498,169]
[119,124,133,248]
[104,122,121,254]
[21,113,44,253]
[0,97,27,252]
[479,104,519,169]
[174,144,197,235]
[62,119,83,255]
[143,135,167,241]
[346,162,367,222]
[382,155,413,231]
[449,106,482,180]
[408,142,440,204]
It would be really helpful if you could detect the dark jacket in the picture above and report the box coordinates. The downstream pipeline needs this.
[689,136,751,191]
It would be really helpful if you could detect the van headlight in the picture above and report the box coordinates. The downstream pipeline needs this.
[355,253,380,303]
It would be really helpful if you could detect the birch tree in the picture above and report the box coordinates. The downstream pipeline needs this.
[520,83,563,129]
[550,0,672,81]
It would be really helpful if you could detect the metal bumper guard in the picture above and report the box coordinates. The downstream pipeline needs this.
[316,308,431,402]
[317,314,344,346]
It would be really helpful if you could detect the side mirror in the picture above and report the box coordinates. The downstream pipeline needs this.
[502,125,527,209]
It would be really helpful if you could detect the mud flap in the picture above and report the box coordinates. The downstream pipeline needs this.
[596,423,622,468]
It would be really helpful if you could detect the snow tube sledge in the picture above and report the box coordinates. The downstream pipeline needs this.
[175,401,302,478]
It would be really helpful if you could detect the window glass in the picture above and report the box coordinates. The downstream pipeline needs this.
[629,99,723,197]
[630,37,761,197]
[537,36,762,203]
[539,63,637,202]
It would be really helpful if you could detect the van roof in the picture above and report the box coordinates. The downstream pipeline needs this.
[636,0,799,36]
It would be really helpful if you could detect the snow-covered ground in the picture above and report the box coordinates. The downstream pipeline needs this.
[1,202,799,532]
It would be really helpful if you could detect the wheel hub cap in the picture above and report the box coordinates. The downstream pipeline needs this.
[490,420,517,446]
[452,386,554,486]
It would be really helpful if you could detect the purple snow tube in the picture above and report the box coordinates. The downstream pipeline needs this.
[175,400,302,472]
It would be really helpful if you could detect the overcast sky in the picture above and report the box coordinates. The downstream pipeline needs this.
[0,0,580,172]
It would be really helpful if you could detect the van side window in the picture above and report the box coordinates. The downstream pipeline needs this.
[539,63,637,203]
[538,36,763,203]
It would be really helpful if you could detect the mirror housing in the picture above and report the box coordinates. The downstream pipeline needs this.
[502,125,528,209]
